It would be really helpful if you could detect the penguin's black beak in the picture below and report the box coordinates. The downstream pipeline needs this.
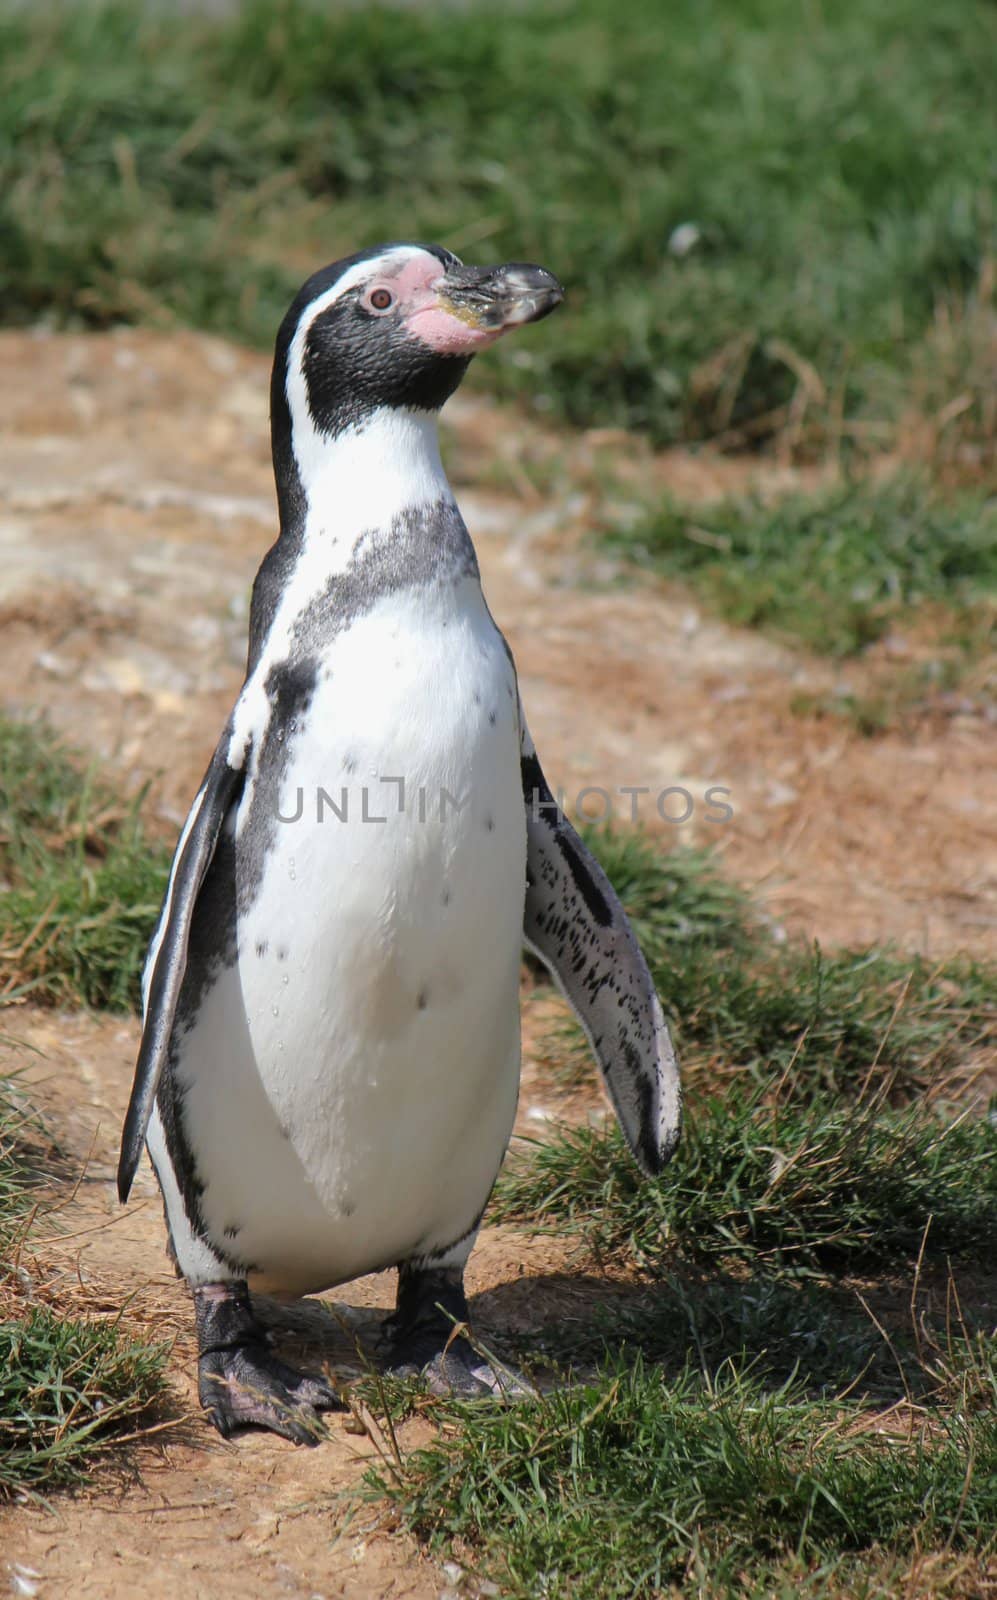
[436,262,565,332]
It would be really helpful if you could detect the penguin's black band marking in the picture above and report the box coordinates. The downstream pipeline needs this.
[238,499,479,919]
[248,532,300,674]
[233,657,319,916]
[291,498,478,654]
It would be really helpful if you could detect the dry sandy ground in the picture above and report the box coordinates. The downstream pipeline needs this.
[0,327,994,1598]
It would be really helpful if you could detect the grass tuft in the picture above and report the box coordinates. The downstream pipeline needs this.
[0,1306,168,1497]
[494,1098,997,1277]
[0,1073,168,1498]
[605,477,997,657]
[371,1357,997,1599]
[520,1276,918,1401]
[0,717,170,1009]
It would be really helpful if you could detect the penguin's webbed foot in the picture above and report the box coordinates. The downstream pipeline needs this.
[392,1339,536,1400]
[193,1281,342,1446]
[385,1263,536,1401]
[198,1343,341,1445]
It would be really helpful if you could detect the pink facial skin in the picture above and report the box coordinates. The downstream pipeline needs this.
[362,251,507,356]
[405,305,504,355]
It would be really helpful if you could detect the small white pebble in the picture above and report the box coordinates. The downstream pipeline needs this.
[526,1105,555,1124]
[36,651,72,678]
[768,1151,790,1183]
[765,781,798,808]
[442,1565,464,1585]
[668,221,701,257]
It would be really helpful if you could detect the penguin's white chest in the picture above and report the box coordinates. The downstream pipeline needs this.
[167,577,526,1290]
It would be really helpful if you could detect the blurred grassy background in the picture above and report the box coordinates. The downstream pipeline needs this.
[2,0,994,468]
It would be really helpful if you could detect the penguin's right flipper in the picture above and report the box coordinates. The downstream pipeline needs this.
[519,715,681,1177]
[117,748,246,1202]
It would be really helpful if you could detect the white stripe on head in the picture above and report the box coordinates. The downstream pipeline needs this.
[257,246,459,673]
[285,245,441,478]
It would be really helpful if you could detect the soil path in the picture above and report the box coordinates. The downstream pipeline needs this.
[0,327,993,1597]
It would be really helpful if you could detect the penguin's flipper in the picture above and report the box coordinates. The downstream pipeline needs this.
[117,749,246,1202]
[519,720,681,1176]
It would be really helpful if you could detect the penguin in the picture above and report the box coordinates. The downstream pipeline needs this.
[117,242,681,1444]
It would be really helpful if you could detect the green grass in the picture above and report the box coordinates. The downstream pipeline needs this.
[0,1306,168,1496]
[494,1099,997,1277]
[575,825,994,1102]
[605,477,997,657]
[517,1276,934,1402]
[2,0,994,456]
[370,1355,997,1600]
[0,717,170,1008]
[0,1076,168,1497]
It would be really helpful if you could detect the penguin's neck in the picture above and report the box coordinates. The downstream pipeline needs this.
[289,407,454,563]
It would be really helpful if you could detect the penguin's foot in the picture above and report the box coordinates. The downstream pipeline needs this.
[384,1263,536,1401]
[198,1345,341,1445]
[193,1281,342,1446]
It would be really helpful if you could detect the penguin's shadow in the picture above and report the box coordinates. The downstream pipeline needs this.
[253,1291,387,1381]
[469,1268,959,1407]
[252,1267,915,1403]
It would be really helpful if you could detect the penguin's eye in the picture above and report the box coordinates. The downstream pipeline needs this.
[368,288,394,312]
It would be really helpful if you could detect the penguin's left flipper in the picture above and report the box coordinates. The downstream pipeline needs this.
[520,719,681,1176]
[117,746,246,1203]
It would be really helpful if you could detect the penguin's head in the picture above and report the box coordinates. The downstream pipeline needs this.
[272,242,563,453]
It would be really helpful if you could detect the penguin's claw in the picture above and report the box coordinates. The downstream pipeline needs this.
[198,1346,343,1445]
[385,1264,537,1401]
[388,1334,537,1401]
